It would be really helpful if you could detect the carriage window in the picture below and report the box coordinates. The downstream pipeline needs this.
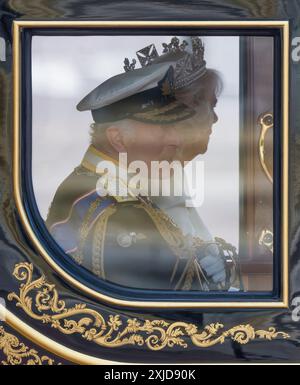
[31,34,276,293]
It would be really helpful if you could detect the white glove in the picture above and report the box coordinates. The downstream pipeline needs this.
[199,254,226,284]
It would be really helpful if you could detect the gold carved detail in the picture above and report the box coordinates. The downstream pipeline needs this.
[0,325,59,365]
[8,263,290,351]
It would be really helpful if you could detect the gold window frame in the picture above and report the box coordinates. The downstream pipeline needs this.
[12,20,289,309]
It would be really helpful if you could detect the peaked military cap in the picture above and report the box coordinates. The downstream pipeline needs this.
[77,63,195,124]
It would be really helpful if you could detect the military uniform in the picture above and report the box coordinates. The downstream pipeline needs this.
[47,146,240,291]
[47,181,198,290]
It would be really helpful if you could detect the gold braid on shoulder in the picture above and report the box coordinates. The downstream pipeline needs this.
[92,205,117,278]
[71,196,105,265]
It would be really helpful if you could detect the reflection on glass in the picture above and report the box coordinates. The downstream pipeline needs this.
[32,35,274,293]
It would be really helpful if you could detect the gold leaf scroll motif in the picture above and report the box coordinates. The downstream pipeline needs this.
[8,263,290,351]
[0,325,59,365]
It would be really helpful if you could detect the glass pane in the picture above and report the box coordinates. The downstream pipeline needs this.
[31,34,273,293]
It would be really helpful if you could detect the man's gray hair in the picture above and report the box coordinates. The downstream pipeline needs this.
[90,119,134,145]
[176,68,223,106]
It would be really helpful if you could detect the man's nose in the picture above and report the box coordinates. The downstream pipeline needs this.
[166,127,181,147]
[213,110,219,124]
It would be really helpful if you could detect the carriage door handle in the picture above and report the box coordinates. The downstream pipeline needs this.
[258,112,273,184]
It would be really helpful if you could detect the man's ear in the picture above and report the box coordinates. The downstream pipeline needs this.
[105,126,127,153]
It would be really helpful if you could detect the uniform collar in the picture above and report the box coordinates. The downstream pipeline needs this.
[81,145,139,202]
[81,145,118,174]
[81,146,188,203]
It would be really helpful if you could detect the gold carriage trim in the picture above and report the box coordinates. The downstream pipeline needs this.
[0,324,60,365]
[7,263,290,352]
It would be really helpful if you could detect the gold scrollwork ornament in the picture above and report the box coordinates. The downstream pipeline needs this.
[0,325,59,365]
[7,263,290,352]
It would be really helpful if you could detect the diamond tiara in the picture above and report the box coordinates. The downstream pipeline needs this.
[123,36,207,89]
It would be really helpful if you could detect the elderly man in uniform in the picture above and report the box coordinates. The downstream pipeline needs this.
[46,36,240,291]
